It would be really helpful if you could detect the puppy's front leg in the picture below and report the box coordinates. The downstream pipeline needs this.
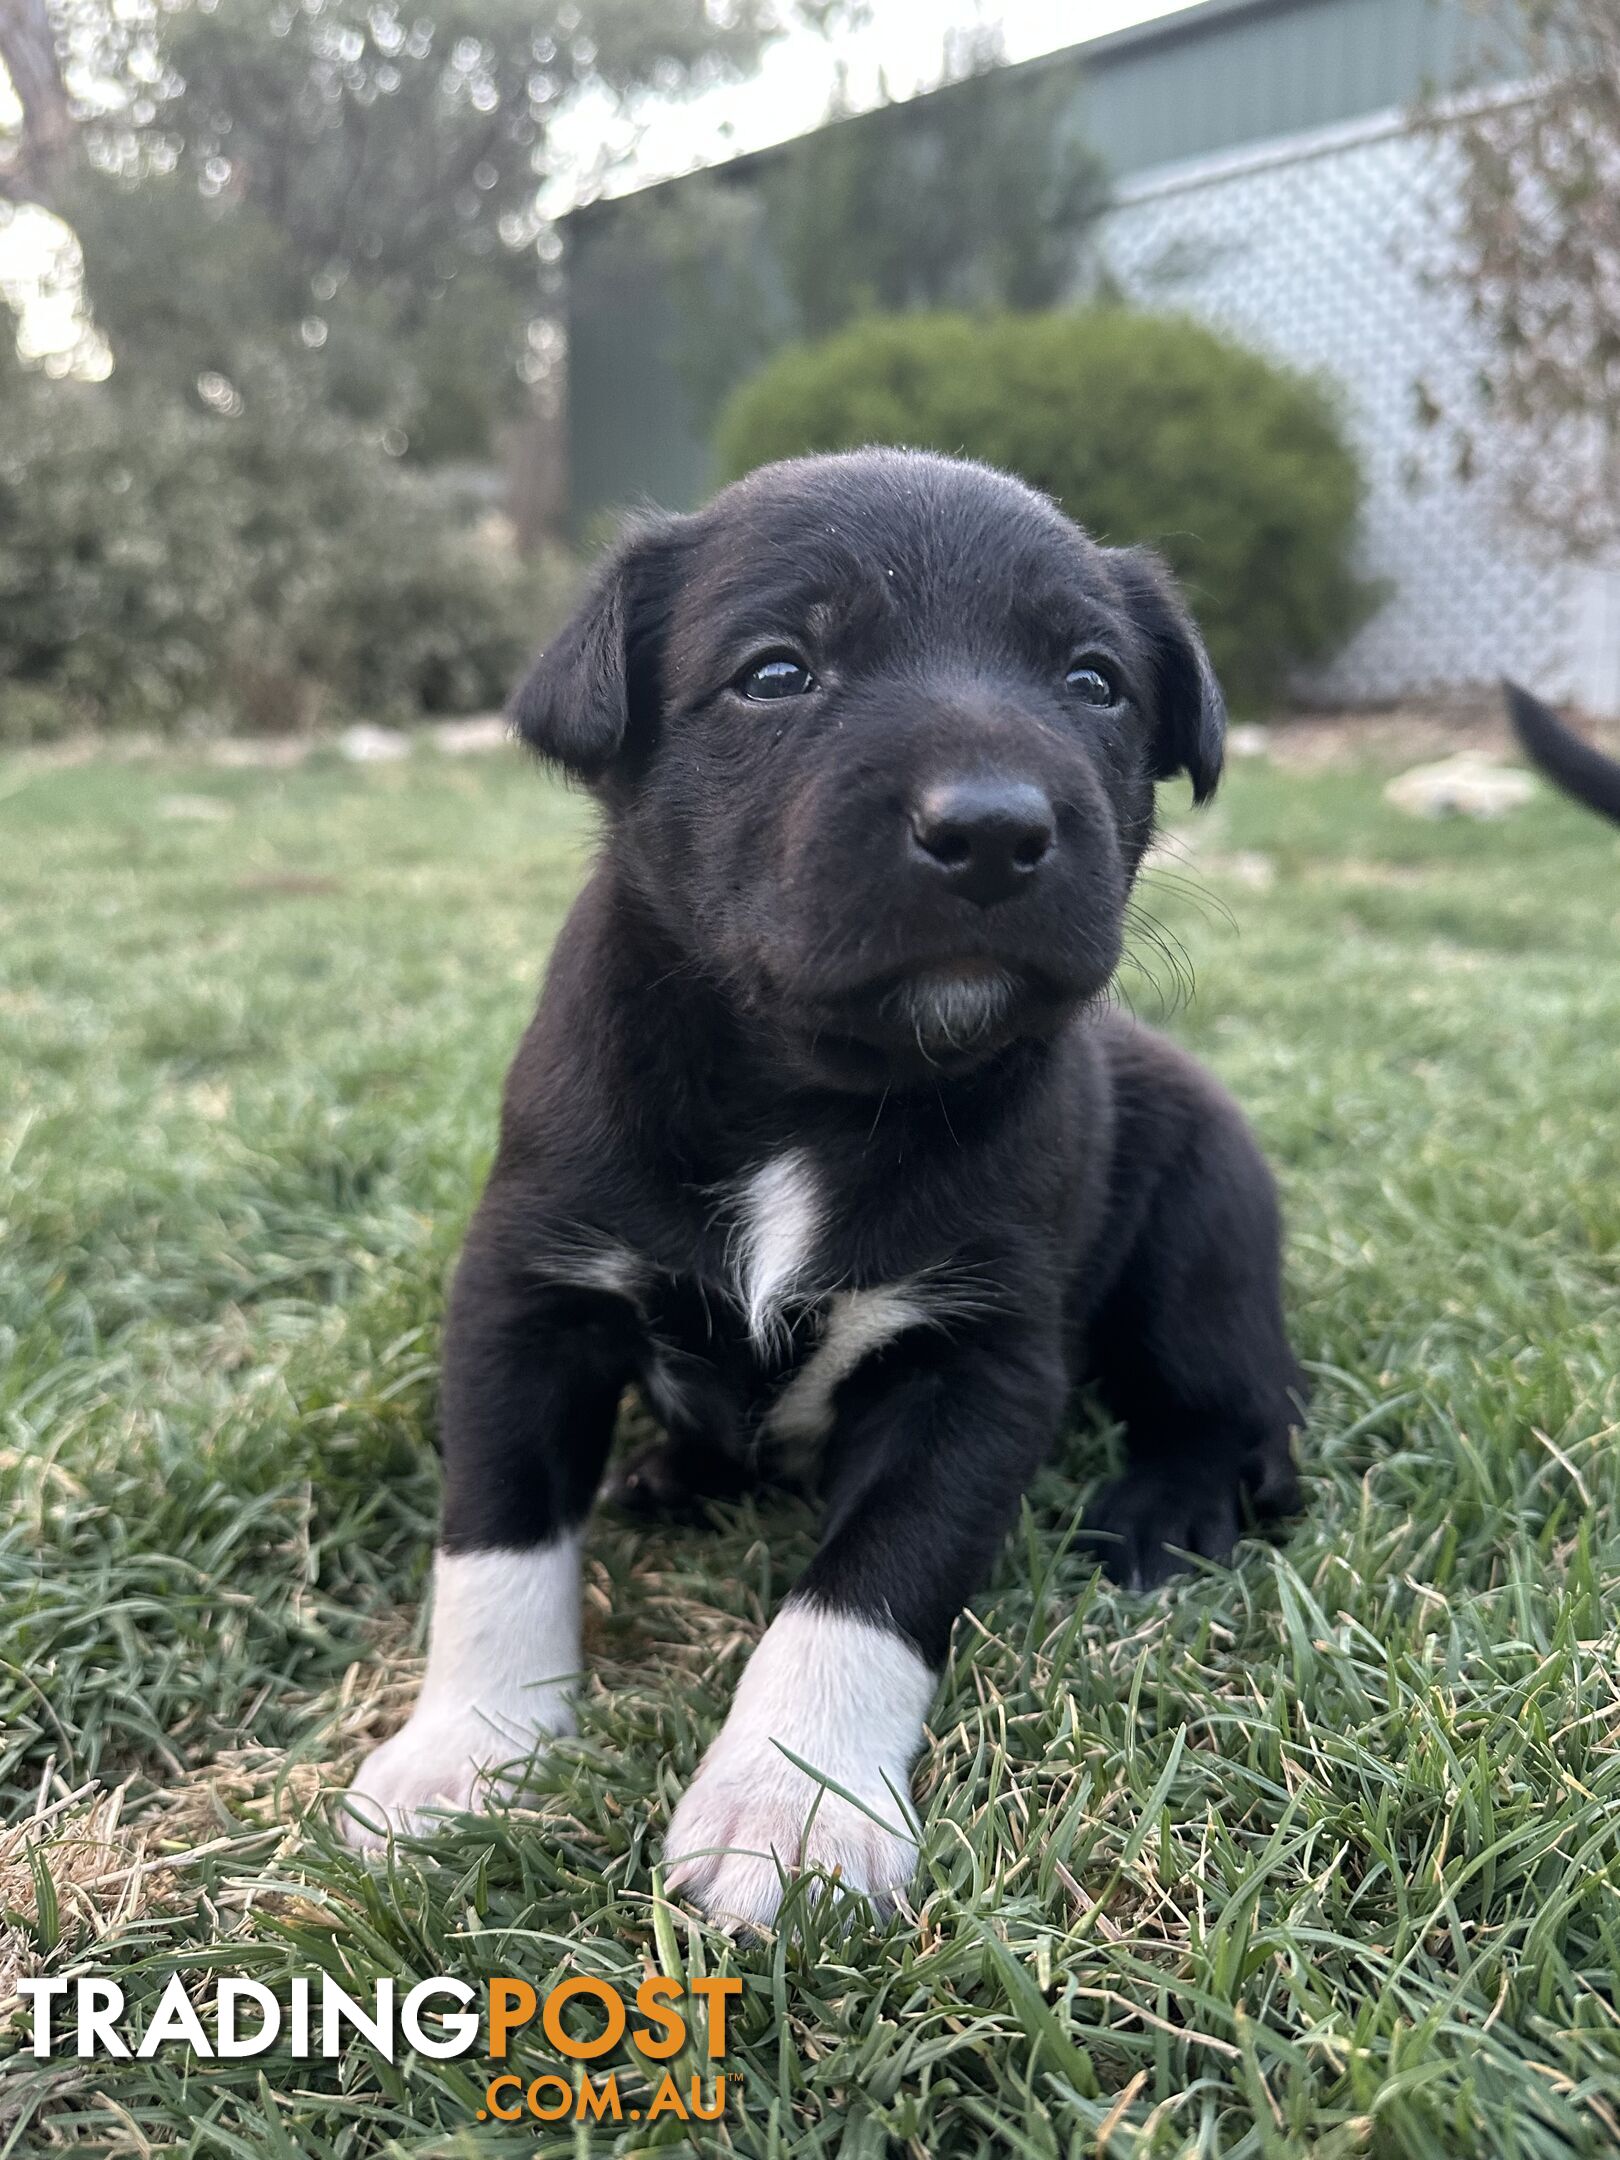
[343,1219,633,1846]
[665,1321,1064,1927]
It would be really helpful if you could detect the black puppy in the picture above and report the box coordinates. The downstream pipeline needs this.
[345,450,1303,1925]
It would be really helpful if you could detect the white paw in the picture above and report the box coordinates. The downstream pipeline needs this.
[340,1542,584,1852]
[665,1743,919,1929]
[341,1697,571,1850]
[662,1601,934,1930]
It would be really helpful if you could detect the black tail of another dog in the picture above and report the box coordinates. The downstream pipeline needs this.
[1505,681,1620,825]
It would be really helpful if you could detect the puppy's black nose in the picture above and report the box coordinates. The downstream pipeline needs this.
[909,778,1055,907]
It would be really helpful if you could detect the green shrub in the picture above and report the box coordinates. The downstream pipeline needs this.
[0,682,87,748]
[0,361,560,736]
[715,309,1375,711]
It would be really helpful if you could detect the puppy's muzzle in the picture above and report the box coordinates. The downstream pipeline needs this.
[908,777,1056,909]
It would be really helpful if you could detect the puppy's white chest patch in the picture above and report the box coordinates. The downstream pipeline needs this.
[729,1149,824,1346]
[724,1151,937,1457]
[763,1283,932,1457]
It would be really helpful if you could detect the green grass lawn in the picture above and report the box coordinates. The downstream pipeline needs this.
[2,738,1617,2156]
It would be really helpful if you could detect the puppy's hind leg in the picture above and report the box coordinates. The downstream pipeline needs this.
[605,1338,754,1521]
[1081,1093,1304,1591]
[606,1426,752,1522]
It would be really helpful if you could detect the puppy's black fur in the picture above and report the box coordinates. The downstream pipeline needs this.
[441,449,1302,1641]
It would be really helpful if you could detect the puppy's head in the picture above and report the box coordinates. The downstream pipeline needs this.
[513,450,1223,1090]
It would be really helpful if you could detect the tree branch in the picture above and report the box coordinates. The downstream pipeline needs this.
[0,0,75,208]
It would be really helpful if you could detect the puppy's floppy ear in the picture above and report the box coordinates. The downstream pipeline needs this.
[1107,547,1226,805]
[508,513,685,781]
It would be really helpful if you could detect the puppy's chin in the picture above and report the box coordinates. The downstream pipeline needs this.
[771,965,1078,1093]
[887,967,1015,1055]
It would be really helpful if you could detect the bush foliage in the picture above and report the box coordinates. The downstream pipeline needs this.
[0,364,554,740]
[716,309,1375,711]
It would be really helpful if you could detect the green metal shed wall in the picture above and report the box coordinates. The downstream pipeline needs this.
[562,0,1511,534]
[1065,0,1497,180]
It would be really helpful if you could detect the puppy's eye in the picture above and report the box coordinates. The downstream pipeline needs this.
[1065,659,1118,707]
[738,654,817,701]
